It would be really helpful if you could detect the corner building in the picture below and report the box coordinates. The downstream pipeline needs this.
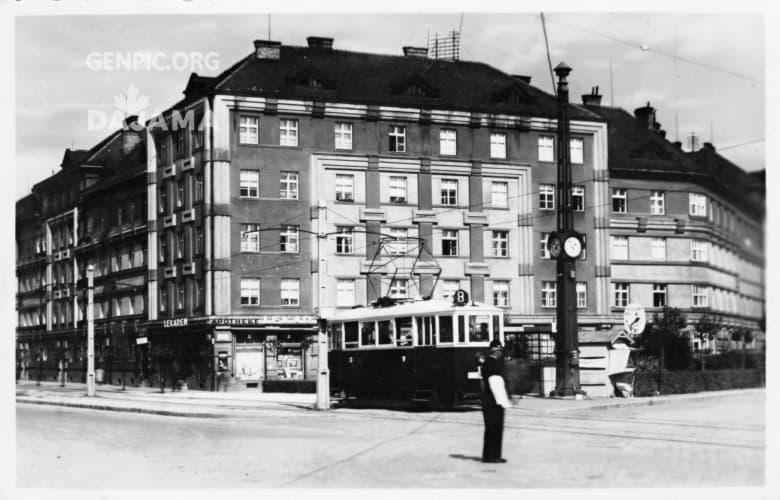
[142,36,612,390]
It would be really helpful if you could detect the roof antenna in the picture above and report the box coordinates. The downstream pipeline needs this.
[267,14,271,41]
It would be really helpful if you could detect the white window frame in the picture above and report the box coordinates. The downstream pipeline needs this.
[541,281,557,308]
[692,285,709,307]
[335,174,354,202]
[491,181,508,208]
[491,230,509,257]
[613,189,627,213]
[389,125,406,153]
[239,170,259,198]
[440,178,458,206]
[539,184,555,211]
[280,225,299,253]
[336,279,356,307]
[689,193,707,217]
[538,136,554,162]
[240,278,260,306]
[281,278,300,306]
[570,137,584,164]
[650,191,665,215]
[653,284,667,308]
[691,240,708,262]
[651,237,666,261]
[389,279,409,298]
[441,229,458,256]
[280,119,299,147]
[541,232,551,259]
[611,236,629,260]
[388,227,408,255]
[335,226,354,255]
[613,283,629,307]
[280,172,299,200]
[240,224,260,253]
[335,122,353,150]
[576,282,587,309]
[492,281,510,307]
[572,186,585,212]
[389,176,407,203]
[439,129,457,156]
[490,133,507,159]
[239,116,259,145]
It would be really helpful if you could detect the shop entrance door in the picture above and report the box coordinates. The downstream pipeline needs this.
[235,345,264,386]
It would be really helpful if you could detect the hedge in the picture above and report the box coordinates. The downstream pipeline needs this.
[633,367,765,397]
[262,380,316,393]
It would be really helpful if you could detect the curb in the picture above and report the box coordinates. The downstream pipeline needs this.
[16,397,227,419]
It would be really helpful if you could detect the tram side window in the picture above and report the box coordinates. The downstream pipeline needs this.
[378,320,393,345]
[361,322,375,346]
[329,323,342,350]
[493,315,501,343]
[469,315,490,343]
[416,316,434,346]
[396,317,413,346]
[344,322,359,349]
[439,316,454,343]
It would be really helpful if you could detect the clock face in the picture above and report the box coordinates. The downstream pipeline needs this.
[563,236,582,258]
[547,236,562,258]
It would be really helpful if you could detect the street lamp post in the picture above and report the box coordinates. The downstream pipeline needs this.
[86,265,96,397]
[549,62,586,398]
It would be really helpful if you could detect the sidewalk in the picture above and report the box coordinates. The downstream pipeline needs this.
[15,380,764,418]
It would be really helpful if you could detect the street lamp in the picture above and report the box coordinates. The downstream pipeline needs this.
[86,265,96,396]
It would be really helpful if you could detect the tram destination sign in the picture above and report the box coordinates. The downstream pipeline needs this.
[452,289,470,306]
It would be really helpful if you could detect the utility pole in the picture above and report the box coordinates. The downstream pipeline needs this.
[87,265,96,396]
[547,62,586,399]
[315,202,330,410]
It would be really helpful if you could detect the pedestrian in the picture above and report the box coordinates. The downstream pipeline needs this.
[480,339,511,463]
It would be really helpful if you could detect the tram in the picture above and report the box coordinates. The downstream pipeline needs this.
[326,291,504,408]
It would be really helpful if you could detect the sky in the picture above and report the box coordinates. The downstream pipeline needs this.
[14,12,765,199]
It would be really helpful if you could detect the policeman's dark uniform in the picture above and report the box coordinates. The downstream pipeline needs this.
[480,341,507,463]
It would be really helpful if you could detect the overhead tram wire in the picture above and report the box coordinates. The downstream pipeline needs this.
[716,138,765,152]
[540,12,558,95]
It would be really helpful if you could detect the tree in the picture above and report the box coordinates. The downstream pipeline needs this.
[694,314,721,371]
[636,306,692,371]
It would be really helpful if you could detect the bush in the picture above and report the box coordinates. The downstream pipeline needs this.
[633,366,765,396]
[262,379,316,393]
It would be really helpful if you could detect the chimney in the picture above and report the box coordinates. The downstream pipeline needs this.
[581,86,602,107]
[402,46,428,57]
[121,115,142,155]
[634,102,656,130]
[672,141,682,149]
[511,74,532,84]
[307,36,334,50]
[703,142,716,151]
[254,39,281,60]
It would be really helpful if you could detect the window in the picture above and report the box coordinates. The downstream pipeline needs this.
[159,236,167,264]
[239,116,259,144]
[280,119,298,147]
[490,133,507,159]
[192,124,203,150]
[281,279,300,306]
[692,285,709,307]
[614,283,629,307]
[651,238,666,260]
[336,279,355,307]
[440,179,458,205]
[442,280,460,300]
[280,172,299,199]
[539,184,555,210]
[650,191,665,215]
[492,281,509,307]
[241,224,260,252]
[491,230,508,257]
[195,174,203,202]
[388,227,408,255]
[689,193,707,217]
[240,278,260,305]
[335,122,353,150]
[177,285,185,310]
[541,281,556,308]
[240,170,259,198]
[159,286,167,312]
[439,129,457,155]
[491,181,508,208]
[176,231,184,259]
[176,180,184,207]
[195,227,204,255]
[653,284,667,307]
[335,174,354,202]
[570,137,584,164]
[389,125,406,152]
[335,226,354,255]
[280,225,299,253]
[572,186,585,212]
[576,282,587,308]
[691,240,708,262]
[538,136,554,162]
[612,189,627,213]
[611,236,628,260]
[159,187,167,214]
[175,131,185,159]
[389,176,407,203]
[389,279,409,298]
[441,229,458,256]
[541,232,551,259]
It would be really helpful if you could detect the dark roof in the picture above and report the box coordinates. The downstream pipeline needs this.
[60,149,90,169]
[163,43,599,120]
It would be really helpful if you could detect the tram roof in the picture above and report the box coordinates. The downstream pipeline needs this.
[326,299,503,322]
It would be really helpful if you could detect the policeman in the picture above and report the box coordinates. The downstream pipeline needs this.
[480,339,510,463]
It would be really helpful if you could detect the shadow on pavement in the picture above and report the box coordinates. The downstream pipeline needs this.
[449,454,483,462]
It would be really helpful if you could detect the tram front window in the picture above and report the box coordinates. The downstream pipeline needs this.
[361,322,375,346]
[378,320,393,345]
[439,316,454,343]
[345,322,359,349]
[469,315,490,343]
[396,317,413,346]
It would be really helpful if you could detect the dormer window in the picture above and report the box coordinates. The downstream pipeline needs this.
[391,75,437,98]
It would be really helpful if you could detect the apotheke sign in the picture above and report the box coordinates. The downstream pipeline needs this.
[210,315,316,326]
